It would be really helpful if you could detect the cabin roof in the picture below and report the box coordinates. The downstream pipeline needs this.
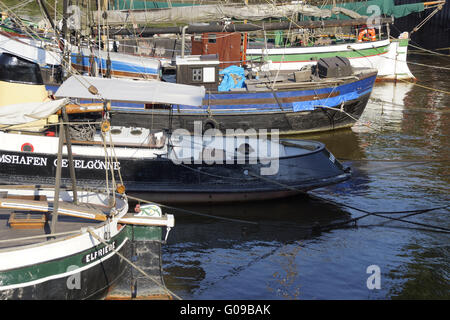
[55,75,206,106]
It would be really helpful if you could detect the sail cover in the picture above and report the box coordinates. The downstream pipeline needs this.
[104,3,341,25]
[103,0,426,25]
[55,75,206,106]
[0,99,67,125]
[319,0,425,20]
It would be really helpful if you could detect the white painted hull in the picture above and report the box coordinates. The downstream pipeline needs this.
[0,32,61,66]
[247,38,415,81]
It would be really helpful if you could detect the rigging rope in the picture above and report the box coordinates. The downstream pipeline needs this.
[0,0,106,101]
[347,46,450,95]
[410,4,444,35]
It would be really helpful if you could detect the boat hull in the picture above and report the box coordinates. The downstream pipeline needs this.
[0,229,130,300]
[111,92,370,136]
[0,139,350,203]
[110,71,376,135]
[246,38,415,82]
[0,197,169,300]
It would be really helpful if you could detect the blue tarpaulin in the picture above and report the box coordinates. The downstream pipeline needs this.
[218,66,246,92]
[292,90,364,112]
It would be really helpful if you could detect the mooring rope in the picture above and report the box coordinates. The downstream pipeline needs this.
[398,78,450,95]
[348,45,450,72]
[407,42,450,58]
[314,103,383,133]
[94,168,450,234]
[126,194,259,226]
[86,227,182,300]
[244,171,450,234]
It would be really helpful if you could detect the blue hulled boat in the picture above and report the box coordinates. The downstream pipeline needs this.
[109,55,377,135]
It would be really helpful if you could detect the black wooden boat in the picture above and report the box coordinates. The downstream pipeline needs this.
[107,55,377,135]
[0,54,351,204]
[0,129,350,203]
[44,55,376,136]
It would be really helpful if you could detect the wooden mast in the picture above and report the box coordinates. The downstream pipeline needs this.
[50,117,65,233]
[62,106,78,204]
[51,105,78,233]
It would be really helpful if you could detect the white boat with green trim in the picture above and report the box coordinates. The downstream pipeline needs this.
[243,0,444,82]
[0,185,174,300]
[0,59,176,299]
[246,33,414,81]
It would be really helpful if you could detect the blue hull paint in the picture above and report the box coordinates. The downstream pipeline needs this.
[70,54,159,76]
[178,74,377,113]
[46,74,375,115]
[103,71,376,134]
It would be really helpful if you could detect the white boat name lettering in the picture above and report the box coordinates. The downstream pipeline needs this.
[0,154,47,166]
[83,241,116,264]
[0,153,120,170]
[53,159,121,170]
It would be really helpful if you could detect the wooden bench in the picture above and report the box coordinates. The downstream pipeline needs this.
[8,212,47,230]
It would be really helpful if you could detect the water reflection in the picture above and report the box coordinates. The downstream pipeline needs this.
[362,82,414,131]
[161,55,450,300]
[162,195,350,298]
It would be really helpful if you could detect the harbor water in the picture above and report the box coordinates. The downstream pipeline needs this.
[160,54,449,300]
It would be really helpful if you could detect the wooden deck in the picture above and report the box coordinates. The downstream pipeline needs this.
[0,208,104,250]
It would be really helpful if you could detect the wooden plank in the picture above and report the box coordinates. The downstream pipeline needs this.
[206,91,341,105]
[6,194,47,201]
[0,199,107,221]
[57,103,107,115]
[8,212,47,230]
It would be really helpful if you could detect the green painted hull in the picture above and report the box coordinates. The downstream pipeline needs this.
[248,44,390,63]
[0,224,164,300]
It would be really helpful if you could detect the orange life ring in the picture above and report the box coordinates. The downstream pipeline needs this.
[358,28,376,42]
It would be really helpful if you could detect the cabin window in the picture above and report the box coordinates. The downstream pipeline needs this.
[203,67,216,83]
[208,34,217,43]
[192,68,203,82]
[130,129,143,136]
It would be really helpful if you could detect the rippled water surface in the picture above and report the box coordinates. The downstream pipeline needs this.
[160,55,450,300]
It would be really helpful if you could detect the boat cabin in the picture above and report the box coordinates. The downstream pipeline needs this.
[191,32,243,69]
[175,54,220,91]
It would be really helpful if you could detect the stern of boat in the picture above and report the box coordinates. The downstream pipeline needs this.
[377,32,416,82]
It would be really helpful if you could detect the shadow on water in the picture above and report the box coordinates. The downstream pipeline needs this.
[158,194,354,299]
